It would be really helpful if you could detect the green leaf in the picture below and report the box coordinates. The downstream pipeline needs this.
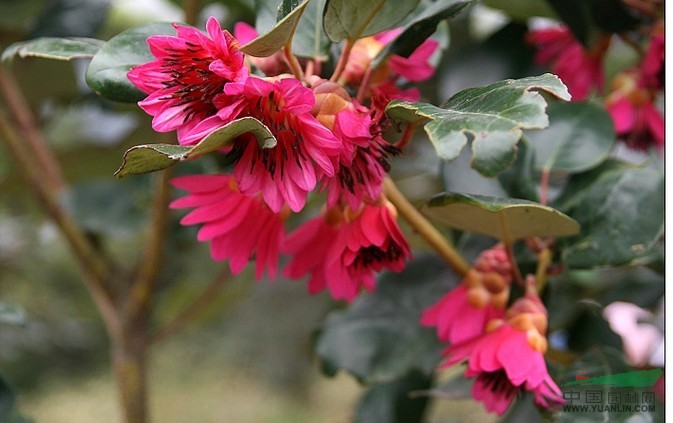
[115,117,276,177]
[292,0,332,59]
[323,0,420,42]
[0,302,26,327]
[561,167,664,268]
[355,372,432,423]
[115,144,190,177]
[314,255,448,384]
[85,22,176,103]
[240,0,310,57]
[482,0,557,21]
[422,192,580,242]
[498,137,539,201]
[530,101,615,173]
[277,0,301,20]
[544,0,593,45]
[28,0,111,38]
[371,0,471,68]
[1,37,105,63]
[386,74,571,177]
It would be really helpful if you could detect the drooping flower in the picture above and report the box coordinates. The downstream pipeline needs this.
[182,76,343,213]
[233,21,290,76]
[606,70,664,150]
[170,174,286,280]
[283,199,411,301]
[442,277,564,415]
[421,244,512,344]
[127,17,249,140]
[526,25,609,100]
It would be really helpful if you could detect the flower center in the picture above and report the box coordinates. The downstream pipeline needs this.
[352,242,404,269]
[228,91,307,179]
[477,370,521,398]
[162,43,227,122]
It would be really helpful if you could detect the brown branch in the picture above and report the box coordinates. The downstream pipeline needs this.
[0,105,122,341]
[0,68,65,191]
[383,177,470,276]
[182,0,202,26]
[125,166,174,320]
[149,269,230,346]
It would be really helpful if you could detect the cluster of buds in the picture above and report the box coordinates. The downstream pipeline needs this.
[422,246,564,415]
[127,17,441,300]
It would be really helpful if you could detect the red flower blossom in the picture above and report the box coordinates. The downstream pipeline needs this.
[170,174,286,280]
[181,76,343,213]
[309,78,400,208]
[442,279,564,415]
[127,17,248,140]
[339,28,439,99]
[526,25,609,100]
[606,70,664,150]
[283,200,411,301]
[421,244,512,344]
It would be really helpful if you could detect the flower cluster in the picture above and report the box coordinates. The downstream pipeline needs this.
[422,246,564,415]
[526,15,664,151]
[129,17,440,298]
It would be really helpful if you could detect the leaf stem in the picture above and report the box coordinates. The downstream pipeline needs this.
[540,166,551,205]
[383,177,470,275]
[284,44,304,80]
[329,39,354,83]
[535,246,552,293]
[497,213,525,287]
[393,123,417,150]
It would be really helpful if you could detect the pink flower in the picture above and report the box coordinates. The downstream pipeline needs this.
[169,174,286,280]
[421,244,512,344]
[526,26,609,100]
[182,76,343,213]
[339,29,439,96]
[603,301,663,367]
[283,200,411,301]
[127,17,249,140]
[606,71,664,150]
[442,281,564,415]
[640,29,664,90]
[233,21,290,76]
[309,78,400,209]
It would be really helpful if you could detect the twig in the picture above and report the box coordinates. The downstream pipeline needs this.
[149,269,230,346]
[0,68,65,191]
[383,177,470,275]
[182,0,202,26]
